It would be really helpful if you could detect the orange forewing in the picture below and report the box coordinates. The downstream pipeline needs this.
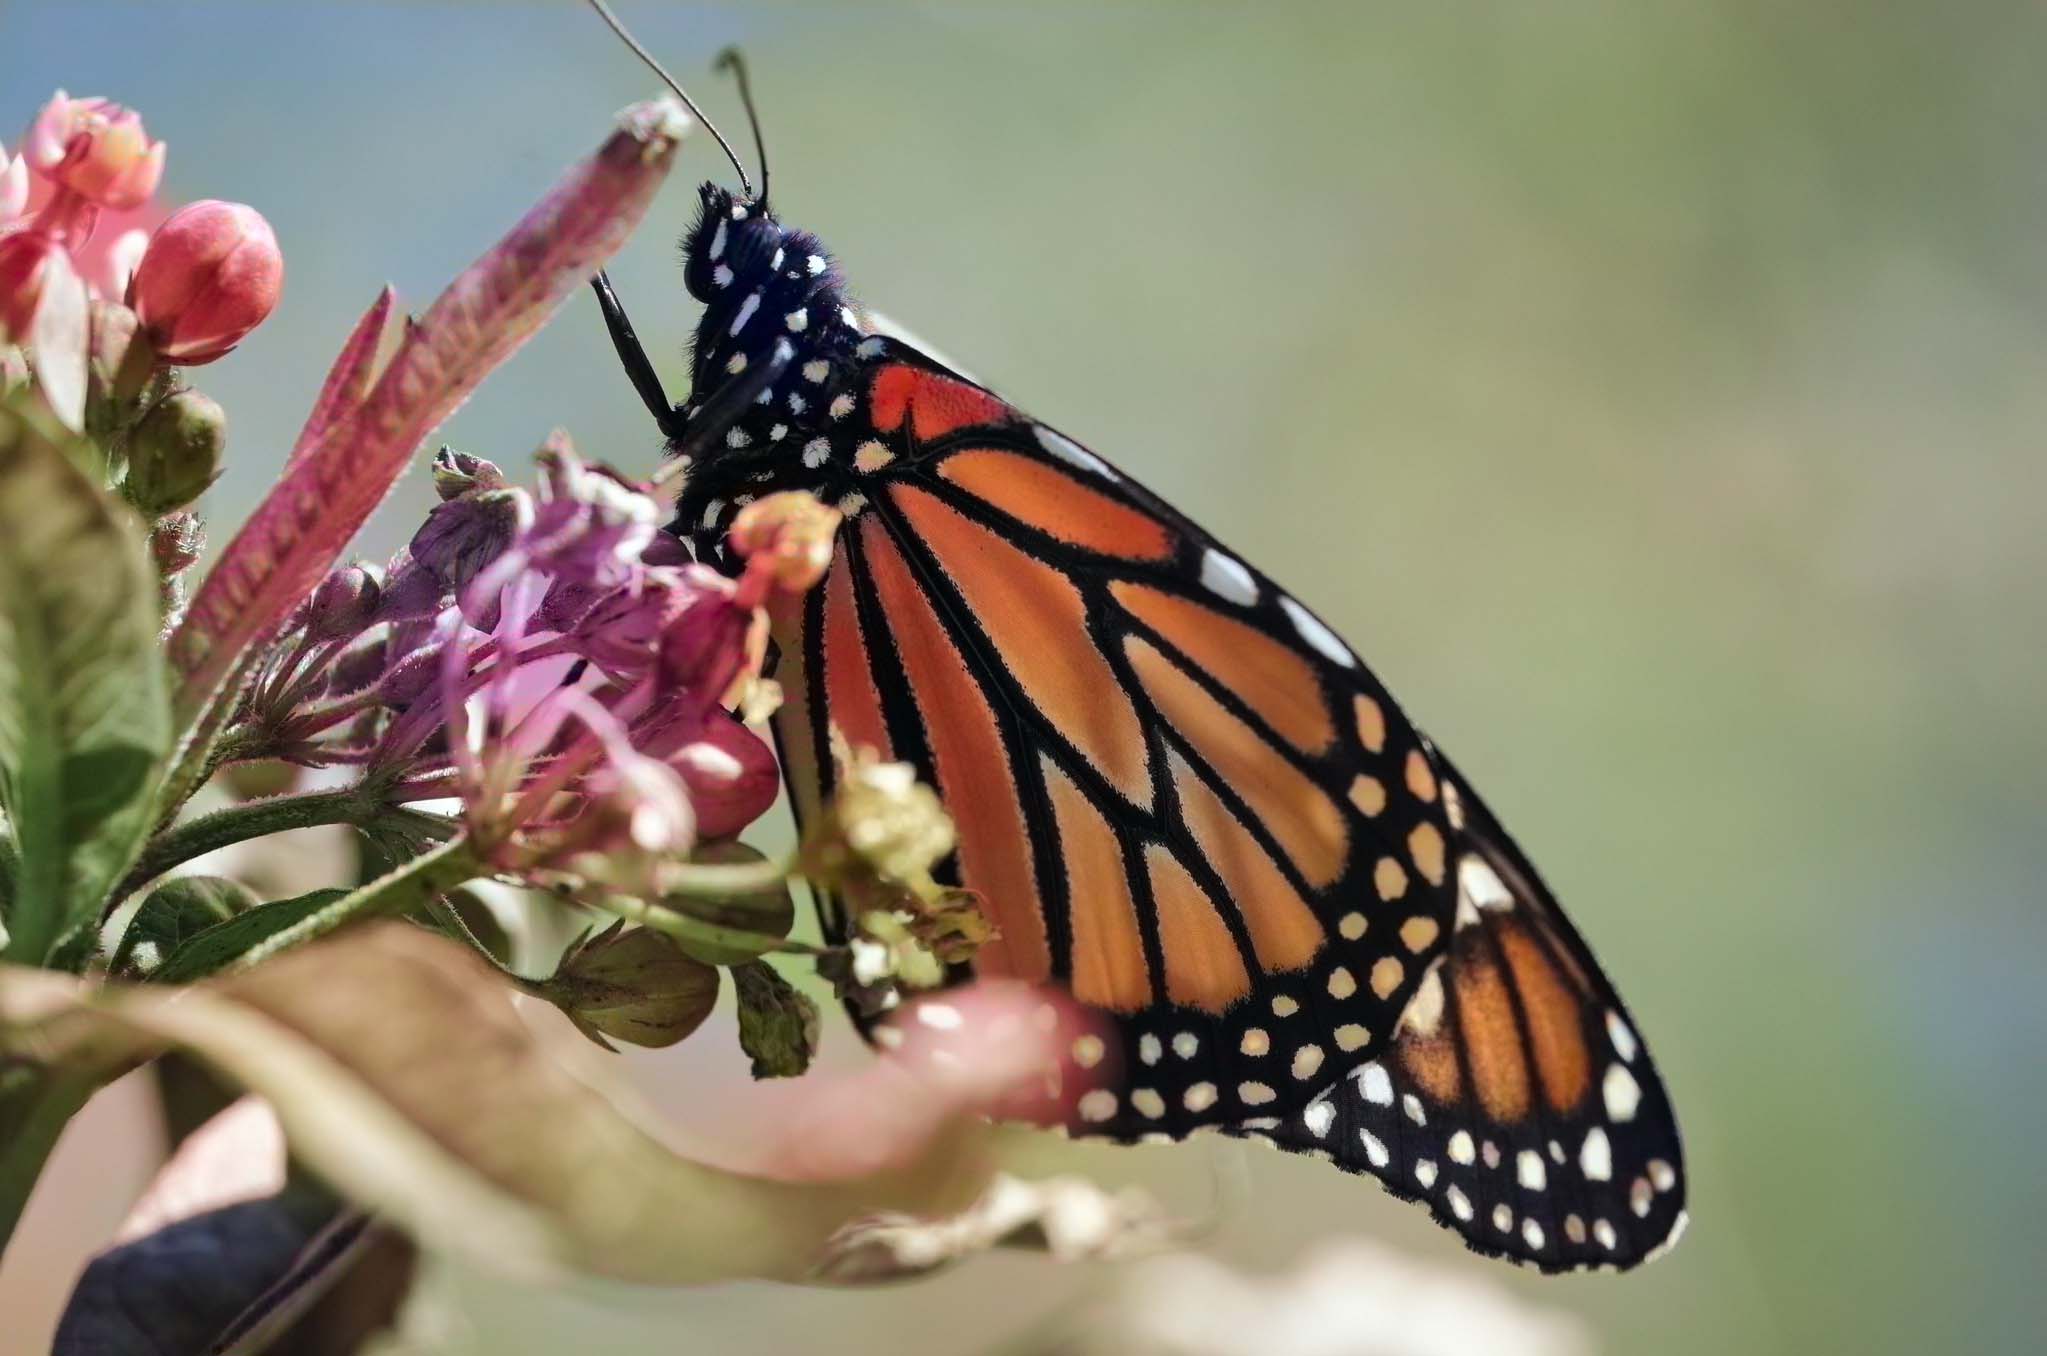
[820,539,892,759]
[1112,582,1335,754]
[889,484,1153,805]
[942,450,1174,561]
[1043,758,1153,1011]
[1167,752,1325,975]
[1144,846,1252,1010]
[1122,635,1348,889]
[858,520,1052,981]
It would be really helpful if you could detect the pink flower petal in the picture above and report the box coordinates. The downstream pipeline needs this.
[168,99,692,722]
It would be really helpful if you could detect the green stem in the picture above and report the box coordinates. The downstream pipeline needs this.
[0,1066,104,1260]
[605,892,823,960]
[222,836,483,976]
[122,786,377,894]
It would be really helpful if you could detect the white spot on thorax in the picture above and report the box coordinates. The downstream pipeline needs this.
[707,219,727,260]
[712,263,734,289]
[730,291,761,336]
[806,253,827,275]
[785,308,808,332]
[725,351,748,375]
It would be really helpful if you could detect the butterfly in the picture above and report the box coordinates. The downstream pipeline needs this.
[587,43,1686,1273]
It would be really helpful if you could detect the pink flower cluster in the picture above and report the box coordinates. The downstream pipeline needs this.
[1,91,283,426]
[250,439,838,893]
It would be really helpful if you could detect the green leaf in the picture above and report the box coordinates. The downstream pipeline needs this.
[150,889,348,985]
[0,397,172,963]
[111,876,261,977]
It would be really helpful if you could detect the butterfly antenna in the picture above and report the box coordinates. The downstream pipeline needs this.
[714,46,771,208]
[583,0,755,199]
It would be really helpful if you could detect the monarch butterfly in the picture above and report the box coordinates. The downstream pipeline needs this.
[586,13,1686,1274]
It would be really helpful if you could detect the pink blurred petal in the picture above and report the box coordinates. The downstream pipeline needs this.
[695,982,1106,1185]
[112,1097,287,1246]
[168,99,691,722]
[0,147,26,222]
[28,244,89,429]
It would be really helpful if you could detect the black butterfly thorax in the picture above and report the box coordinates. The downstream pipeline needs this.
[667,183,882,567]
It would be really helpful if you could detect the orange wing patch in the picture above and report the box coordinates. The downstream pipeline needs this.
[943,449,1174,561]
[1450,936,1534,1124]
[859,519,1051,982]
[1043,758,1153,1011]
[869,365,1011,443]
[1144,846,1252,1011]
[1498,916,1593,1114]
[889,484,1153,806]
[1123,635,1348,889]
[1111,582,1335,754]
[819,539,892,759]
[1167,752,1325,975]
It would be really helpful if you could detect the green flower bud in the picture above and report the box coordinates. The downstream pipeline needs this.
[540,920,719,1051]
[733,960,820,1079]
[125,389,226,515]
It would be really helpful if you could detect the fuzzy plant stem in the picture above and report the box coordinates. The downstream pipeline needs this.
[115,785,441,906]
[220,836,484,976]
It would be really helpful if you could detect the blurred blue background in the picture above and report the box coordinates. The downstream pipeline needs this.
[5,2,2045,1352]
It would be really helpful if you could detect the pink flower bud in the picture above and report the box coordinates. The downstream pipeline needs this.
[131,200,282,365]
[23,93,165,211]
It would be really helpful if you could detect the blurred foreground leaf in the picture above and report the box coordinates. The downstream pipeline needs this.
[0,925,1002,1284]
[0,396,171,963]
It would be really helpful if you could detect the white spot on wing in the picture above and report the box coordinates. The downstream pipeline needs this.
[1278,595,1354,667]
[802,438,830,469]
[1517,1149,1547,1191]
[1357,1062,1393,1106]
[1604,1063,1642,1122]
[1607,1011,1639,1063]
[1580,1127,1612,1181]
[1034,426,1117,480]
[1301,1100,1335,1139]
[1360,1130,1390,1168]
[1199,549,1259,606]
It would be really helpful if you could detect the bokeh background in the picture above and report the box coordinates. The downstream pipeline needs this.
[4,1,2045,1352]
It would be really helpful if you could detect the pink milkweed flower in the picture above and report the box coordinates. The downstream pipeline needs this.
[22,92,165,211]
[130,200,283,365]
[0,225,90,426]
[0,144,27,223]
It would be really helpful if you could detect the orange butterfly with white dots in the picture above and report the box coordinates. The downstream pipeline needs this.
[588,20,1686,1273]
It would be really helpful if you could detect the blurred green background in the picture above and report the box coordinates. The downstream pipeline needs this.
[5,1,2045,1352]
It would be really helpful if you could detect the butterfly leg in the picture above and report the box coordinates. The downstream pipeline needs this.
[591,270,687,442]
